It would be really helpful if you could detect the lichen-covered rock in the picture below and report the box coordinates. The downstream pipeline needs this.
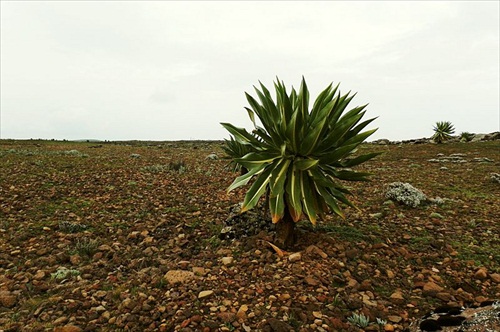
[206,153,218,160]
[385,182,427,208]
[407,300,500,332]
[490,173,500,184]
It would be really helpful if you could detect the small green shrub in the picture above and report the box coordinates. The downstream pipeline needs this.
[51,267,80,280]
[168,161,186,173]
[347,313,370,328]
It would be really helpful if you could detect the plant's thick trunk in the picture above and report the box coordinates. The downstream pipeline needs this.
[276,208,296,249]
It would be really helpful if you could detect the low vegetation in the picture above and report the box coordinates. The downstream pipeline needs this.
[0,137,498,331]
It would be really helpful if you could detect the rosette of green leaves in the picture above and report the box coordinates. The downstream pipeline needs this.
[432,121,455,143]
[221,77,380,225]
[222,136,255,172]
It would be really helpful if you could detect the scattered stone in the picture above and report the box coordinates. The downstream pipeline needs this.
[33,270,46,280]
[390,291,405,305]
[474,268,488,280]
[407,300,500,332]
[236,304,248,320]
[53,317,69,325]
[490,273,500,283]
[192,267,206,275]
[384,324,395,331]
[218,312,236,323]
[423,281,444,296]
[312,311,323,319]
[0,290,17,308]
[388,316,402,323]
[198,290,214,299]
[491,173,500,184]
[288,252,302,262]
[266,318,294,332]
[472,157,493,163]
[164,270,195,284]
[206,153,218,160]
[70,254,82,265]
[53,325,83,332]
[305,245,328,258]
[305,276,320,286]
[221,257,234,266]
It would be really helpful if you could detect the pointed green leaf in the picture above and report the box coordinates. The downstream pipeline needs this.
[270,192,285,223]
[315,184,345,219]
[293,158,319,171]
[300,173,318,225]
[220,123,256,145]
[342,152,382,168]
[227,164,265,192]
[285,167,302,221]
[270,159,291,197]
[241,166,274,212]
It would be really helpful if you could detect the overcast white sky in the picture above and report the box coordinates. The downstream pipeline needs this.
[1,1,499,141]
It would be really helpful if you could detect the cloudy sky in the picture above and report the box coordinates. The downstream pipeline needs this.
[1,1,499,141]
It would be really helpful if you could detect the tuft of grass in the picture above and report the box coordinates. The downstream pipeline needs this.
[70,237,99,257]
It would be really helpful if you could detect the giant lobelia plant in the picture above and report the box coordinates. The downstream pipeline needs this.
[221,77,380,248]
[432,121,455,144]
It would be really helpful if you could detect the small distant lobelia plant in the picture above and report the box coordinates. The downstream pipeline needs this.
[460,132,474,142]
[221,77,380,248]
[432,121,455,143]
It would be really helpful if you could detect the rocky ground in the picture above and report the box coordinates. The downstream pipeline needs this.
[0,139,499,331]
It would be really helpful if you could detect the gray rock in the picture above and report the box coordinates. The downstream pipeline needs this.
[407,300,500,332]
[491,173,500,184]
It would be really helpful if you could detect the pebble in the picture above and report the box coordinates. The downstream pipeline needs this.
[53,326,82,332]
[490,273,500,283]
[221,257,234,266]
[53,317,69,325]
[237,304,248,319]
[389,291,405,304]
[288,252,302,262]
[198,290,214,299]
[474,268,488,280]
[423,281,443,295]
[0,290,17,308]
[164,270,195,284]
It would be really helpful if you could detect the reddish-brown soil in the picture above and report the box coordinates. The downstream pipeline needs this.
[0,139,498,331]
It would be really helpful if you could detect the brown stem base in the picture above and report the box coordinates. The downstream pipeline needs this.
[275,210,296,249]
